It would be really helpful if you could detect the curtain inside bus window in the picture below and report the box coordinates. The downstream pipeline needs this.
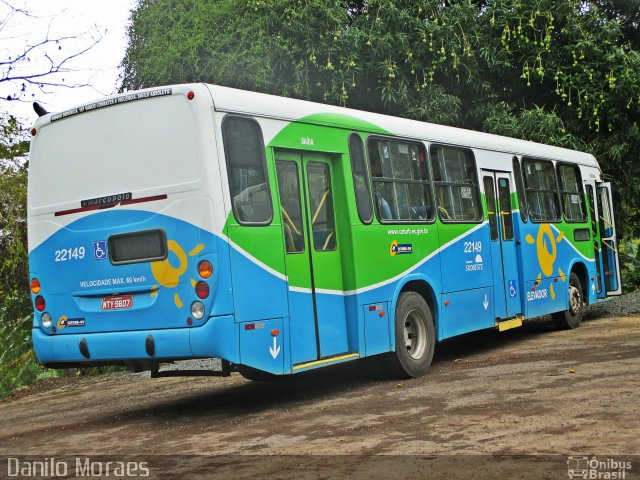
[221,115,273,225]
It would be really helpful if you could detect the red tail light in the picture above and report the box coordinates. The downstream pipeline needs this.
[195,281,210,299]
[35,295,46,312]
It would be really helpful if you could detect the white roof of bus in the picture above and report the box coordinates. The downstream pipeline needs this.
[207,84,599,169]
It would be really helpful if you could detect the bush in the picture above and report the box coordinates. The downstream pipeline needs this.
[0,314,53,398]
[619,237,640,293]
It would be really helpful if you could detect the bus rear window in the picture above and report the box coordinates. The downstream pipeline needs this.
[109,229,167,265]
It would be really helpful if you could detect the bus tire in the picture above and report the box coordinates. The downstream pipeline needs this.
[553,272,584,330]
[389,291,435,378]
[237,365,278,382]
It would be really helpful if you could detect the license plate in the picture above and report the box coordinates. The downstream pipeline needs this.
[101,295,133,310]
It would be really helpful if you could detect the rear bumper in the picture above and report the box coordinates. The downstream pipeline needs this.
[33,315,237,367]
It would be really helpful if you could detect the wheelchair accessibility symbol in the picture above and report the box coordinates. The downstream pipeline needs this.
[93,240,108,260]
[508,280,517,298]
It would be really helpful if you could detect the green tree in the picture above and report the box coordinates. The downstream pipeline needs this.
[121,0,640,233]
[0,114,29,321]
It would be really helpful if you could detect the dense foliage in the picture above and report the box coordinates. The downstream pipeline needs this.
[121,0,640,233]
[619,237,640,291]
[0,115,40,398]
[0,115,29,321]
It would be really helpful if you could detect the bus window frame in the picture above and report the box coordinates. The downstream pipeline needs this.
[556,161,588,224]
[221,114,274,227]
[365,134,436,225]
[521,156,562,224]
[429,144,483,225]
[512,156,529,223]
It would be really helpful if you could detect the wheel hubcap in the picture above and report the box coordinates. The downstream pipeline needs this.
[569,284,582,315]
[404,309,427,360]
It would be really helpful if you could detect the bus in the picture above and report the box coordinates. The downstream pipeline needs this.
[27,84,621,379]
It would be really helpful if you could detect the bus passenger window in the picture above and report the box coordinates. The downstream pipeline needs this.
[367,138,433,223]
[557,163,587,222]
[522,158,560,222]
[430,146,482,222]
[221,115,273,225]
[349,134,373,224]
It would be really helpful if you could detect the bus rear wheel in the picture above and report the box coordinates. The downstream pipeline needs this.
[389,291,435,378]
[553,272,584,329]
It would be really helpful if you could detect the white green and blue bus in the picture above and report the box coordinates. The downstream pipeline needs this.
[27,84,621,379]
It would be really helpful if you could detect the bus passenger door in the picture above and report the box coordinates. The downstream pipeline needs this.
[482,171,522,319]
[596,183,621,296]
[275,150,350,366]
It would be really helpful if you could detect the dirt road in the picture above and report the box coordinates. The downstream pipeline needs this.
[1,315,639,478]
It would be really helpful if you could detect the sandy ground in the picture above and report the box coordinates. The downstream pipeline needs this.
[1,315,639,478]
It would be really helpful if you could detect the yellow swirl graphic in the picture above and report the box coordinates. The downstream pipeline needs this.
[151,240,188,288]
[536,224,557,277]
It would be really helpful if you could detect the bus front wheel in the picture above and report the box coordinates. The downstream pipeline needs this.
[553,272,584,329]
[390,292,435,378]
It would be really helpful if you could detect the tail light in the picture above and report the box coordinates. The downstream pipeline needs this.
[35,295,46,312]
[195,281,210,299]
[198,260,213,279]
[30,278,41,294]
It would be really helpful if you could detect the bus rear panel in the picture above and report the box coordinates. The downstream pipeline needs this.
[29,85,235,368]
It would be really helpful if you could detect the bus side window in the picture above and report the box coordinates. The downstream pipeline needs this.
[430,146,482,223]
[348,134,373,224]
[557,163,587,223]
[512,157,528,222]
[221,115,273,225]
[522,158,561,222]
[366,137,433,223]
